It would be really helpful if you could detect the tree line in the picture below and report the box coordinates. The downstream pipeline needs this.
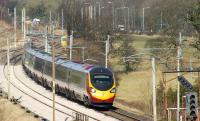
[0,0,200,69]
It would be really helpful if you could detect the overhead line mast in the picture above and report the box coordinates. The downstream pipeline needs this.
[177,32,182,121]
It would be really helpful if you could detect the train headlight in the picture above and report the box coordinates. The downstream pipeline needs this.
[110,88,116,93]
[90,87,96,93]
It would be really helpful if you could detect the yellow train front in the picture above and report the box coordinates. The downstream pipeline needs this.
[86,67,116,107]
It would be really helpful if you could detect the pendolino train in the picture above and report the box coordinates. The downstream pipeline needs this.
[22,47,116,107]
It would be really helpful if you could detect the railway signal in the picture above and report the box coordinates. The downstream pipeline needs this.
[177,76,193,90]
[185,92,198,121]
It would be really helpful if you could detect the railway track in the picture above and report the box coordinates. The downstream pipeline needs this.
[13,54,148,121]
[19,58,151,120]
[2,49,108,121]
[0,47,23,63]
[1,46,152,121]
[2,51,74,120]
[100,107,152,121]
[13,59,100,121]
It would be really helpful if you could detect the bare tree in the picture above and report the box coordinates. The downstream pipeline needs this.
[58,0,82,35]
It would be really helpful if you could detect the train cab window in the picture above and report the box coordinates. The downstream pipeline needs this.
[91,75,114,91]
[34,57,44,71]
[55,65,67,81]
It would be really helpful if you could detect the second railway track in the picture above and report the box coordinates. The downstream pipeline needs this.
[1,48,152,121]
[11,55,100,121]
[3,52,73,120]
[99,107,152,121]
[2,49,118,121]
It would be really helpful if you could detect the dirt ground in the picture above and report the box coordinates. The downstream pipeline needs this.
[0,97,40,121]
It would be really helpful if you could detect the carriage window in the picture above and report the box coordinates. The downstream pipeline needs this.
[44,61,52,76]
[25,53,29,65]
[29,54,34,67]
[70,73,82,85]
[55,65,67,81]
[34,57,44,71]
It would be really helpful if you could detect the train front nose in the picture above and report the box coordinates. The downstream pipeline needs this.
[89,88,116,104]
[89,67,116,106]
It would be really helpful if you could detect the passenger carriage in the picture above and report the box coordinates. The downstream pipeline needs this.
[23,48,116,107]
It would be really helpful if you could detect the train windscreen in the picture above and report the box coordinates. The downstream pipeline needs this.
[91,74,114,91]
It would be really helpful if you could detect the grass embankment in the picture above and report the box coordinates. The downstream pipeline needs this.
[112,34,199,116]
[112,34,159,115]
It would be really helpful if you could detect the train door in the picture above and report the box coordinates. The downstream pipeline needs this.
[43,61,52,85]
[29,54,35,72]
[42,60,47,78]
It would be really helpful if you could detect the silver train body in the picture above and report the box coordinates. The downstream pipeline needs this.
[22,48,116,107]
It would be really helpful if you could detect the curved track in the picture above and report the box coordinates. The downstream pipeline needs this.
[19,58,151,120]
[1,47,152,121]
[19,61,145,121]
[3,49,117,121]
[12,58,99,120]
[2,51,73,120]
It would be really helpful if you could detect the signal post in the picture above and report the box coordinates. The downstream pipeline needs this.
[185,92,198,121]
[162,70,200,121]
